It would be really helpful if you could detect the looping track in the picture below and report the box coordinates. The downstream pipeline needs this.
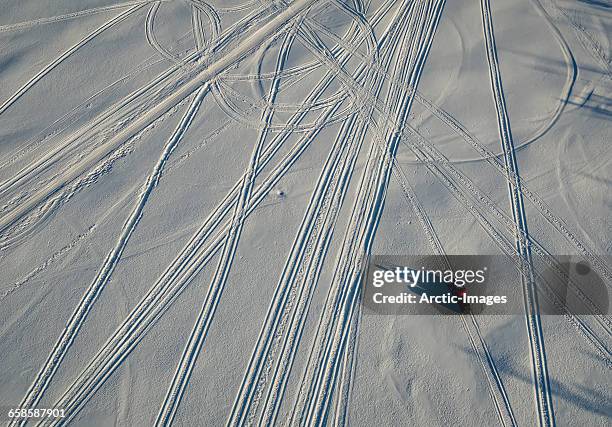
[1,1,610,426]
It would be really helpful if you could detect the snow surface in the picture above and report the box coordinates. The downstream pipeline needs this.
[0,0,610,426]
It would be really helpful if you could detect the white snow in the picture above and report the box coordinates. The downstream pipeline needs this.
[0,0,610,426]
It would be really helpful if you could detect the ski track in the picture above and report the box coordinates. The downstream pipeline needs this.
[289,3,446,425]
[238,3,460,425]
[411,92,612,334]
[0,93,196,251]
[43,99,343,427]
[145,2,181,65]
[0,3,272,205]
[0,29,315,246]
[391,162,517,427]
[10,85,209,427]
[413,91,612,289]
[227,2,415,424]
[0,0,307,235]
[33,1,384,421]
[480,1,555,425]
[542,0,611,75]
[225,2,391,424]
[0,4,148,117]
[0,27,203,175]
[332,295,361,427]
[36,24,364,426]
[395,121,612,365]
[303,7,433,424]
[0,1,159,33]
[290,4,426,425]
[10,5,296,420]
[154,23,299,426]
[1,0,610,426]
